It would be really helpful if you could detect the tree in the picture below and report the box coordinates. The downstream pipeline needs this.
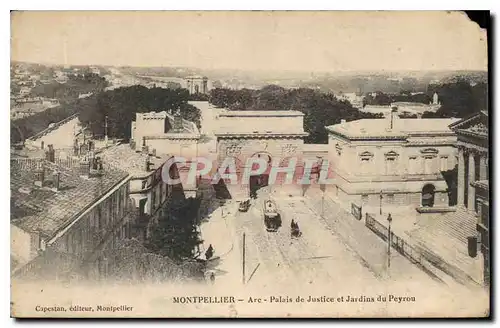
[77,86,201,139]
[146,198,204,262]
[102,238,205,283]
[208,86,383,144]
[428,78,488,118]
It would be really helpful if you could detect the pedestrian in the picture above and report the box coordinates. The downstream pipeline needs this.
[205,244,214,260]
[210,272,216,284]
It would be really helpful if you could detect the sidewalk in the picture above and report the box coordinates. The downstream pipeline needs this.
[199,202,237,259]
[304,190,444,284]
[199,201,243,286]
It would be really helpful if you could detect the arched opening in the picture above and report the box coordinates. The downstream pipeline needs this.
[249,152,272,199]
[421,184,436,207]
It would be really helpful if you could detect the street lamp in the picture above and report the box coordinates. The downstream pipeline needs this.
[387,213,393,268]
[379,191,383,215]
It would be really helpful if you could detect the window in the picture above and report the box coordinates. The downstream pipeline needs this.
[440,156,449,171]
[386,193,395,204]
[423,156,437,174]
[408,156,417,175]
[361,194,369,204]
[139,199,147,216]
[385,157,396,175]
[384,151,399,175]
[359,151,374,175]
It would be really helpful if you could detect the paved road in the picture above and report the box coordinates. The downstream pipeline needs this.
[231,196,380,290]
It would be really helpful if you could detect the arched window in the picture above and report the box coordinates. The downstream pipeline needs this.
[422,184,436,207]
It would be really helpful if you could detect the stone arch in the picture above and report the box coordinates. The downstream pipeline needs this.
[421,184,436,207]
[248,151,273,198]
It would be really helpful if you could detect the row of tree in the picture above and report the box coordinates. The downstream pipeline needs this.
[209,85,384,144]
[31,73,108,103]
[78,86,201,140]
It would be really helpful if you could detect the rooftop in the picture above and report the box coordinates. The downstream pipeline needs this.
[98,143,173,178]
[219,110,304,117]
[327,118,459,139]
[10,158,129,240]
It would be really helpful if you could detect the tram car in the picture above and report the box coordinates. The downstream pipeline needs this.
[238,199,251,212]
[263,199,282,232]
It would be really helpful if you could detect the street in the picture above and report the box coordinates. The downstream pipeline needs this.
[230,196,380,289]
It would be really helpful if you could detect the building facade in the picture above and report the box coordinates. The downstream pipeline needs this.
[11,150,133,282]
[185,75,209,95]
[99,143,183,239]
[214,110,309,199]
[449,111,489,286]
[326,114,459,212]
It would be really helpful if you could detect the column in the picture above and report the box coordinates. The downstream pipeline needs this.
[467,151,476,212]
[457,147,465,207]
[479,153,488,181]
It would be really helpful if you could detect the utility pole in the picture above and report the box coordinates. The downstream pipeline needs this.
[379,191,383,215]
[242,232,246,284]
[387,214,392,269]
[321,191,325,219]
[104,115,109,144]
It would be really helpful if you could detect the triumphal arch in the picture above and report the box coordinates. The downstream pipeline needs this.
[214,110,309,199]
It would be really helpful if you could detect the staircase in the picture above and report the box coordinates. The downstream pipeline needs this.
[409,209,482,286]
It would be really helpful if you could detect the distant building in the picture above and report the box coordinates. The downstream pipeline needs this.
[26,114,80,149]
[326,113,459,213]
[335,92,364,109]
[185,75,209,94]
[90,66,101,75]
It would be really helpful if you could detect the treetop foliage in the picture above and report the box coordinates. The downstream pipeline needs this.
[209,85,384,144]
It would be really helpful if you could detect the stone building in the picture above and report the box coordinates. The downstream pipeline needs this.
[326,113,459,211]
[130,111,201,197]
[11,149,132,281]
[214,110,309,199]
[131,111,201,159]
[26,114,81,149]
[98,143,182,240]
[185,75,209,95]
[449,110,489,286]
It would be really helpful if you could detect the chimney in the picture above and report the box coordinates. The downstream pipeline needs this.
[34,168,45,187]
[52,171,60,190]
[73,139,79,156]
[45,144,55,162]
[144,156,152,172]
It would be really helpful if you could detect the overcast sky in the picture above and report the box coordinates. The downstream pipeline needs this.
[11,11,487,72]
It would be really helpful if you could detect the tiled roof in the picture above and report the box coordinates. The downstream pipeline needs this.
[10,158,129,239]
[98,143,173,178]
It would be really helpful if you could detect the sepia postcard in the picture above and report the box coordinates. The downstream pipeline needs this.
[10,11,490,318]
